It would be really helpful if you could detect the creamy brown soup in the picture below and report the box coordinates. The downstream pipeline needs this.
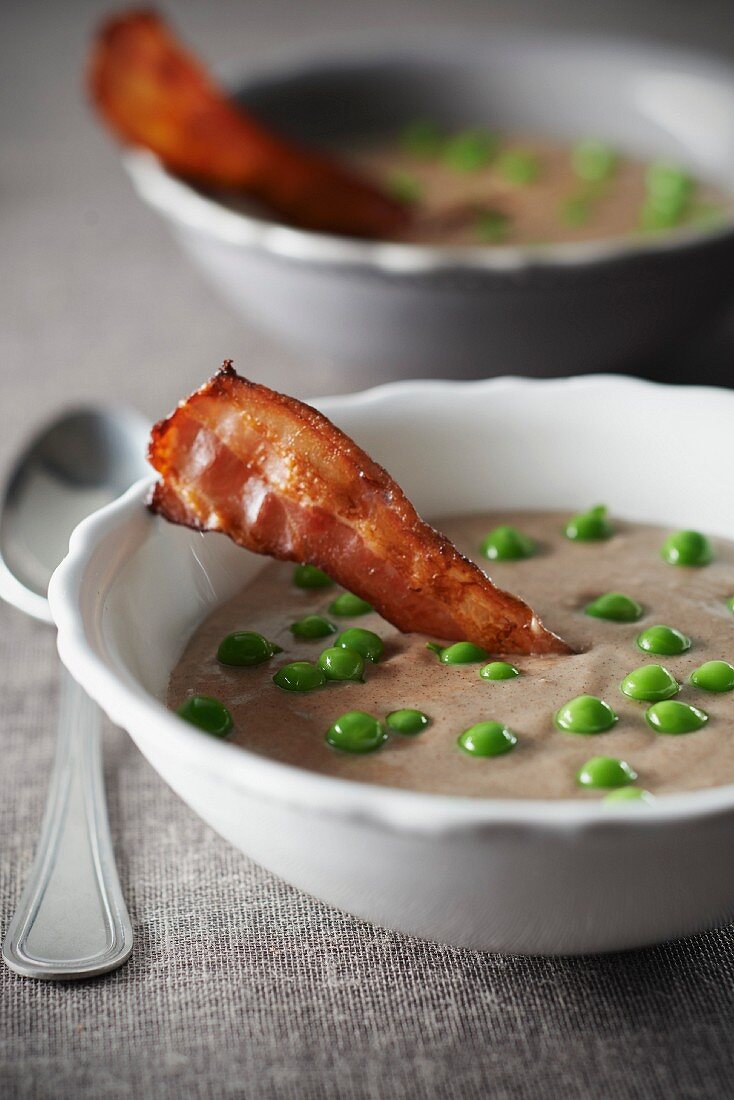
[168,511,734,800]
[347,132,729,246]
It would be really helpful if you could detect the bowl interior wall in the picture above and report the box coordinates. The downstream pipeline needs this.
[237,40,734,186]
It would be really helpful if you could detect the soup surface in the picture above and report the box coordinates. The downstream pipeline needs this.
[346,127,729,246]
[169,510,734,801]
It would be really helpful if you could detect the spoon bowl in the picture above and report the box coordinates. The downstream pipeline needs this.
[0,407,148,622]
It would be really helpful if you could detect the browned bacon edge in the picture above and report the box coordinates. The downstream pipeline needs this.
[147,364,571,656]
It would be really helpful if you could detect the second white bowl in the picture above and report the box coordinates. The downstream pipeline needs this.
[126,31,734,377]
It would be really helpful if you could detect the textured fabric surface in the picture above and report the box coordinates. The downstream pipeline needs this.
[4,1,734,1097]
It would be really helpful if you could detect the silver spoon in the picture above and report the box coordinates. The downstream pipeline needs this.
[0,407,149,979]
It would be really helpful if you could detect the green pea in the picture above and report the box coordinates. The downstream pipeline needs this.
[475,209,510,243]
[387,171,422,205]
[386,709,431,735]
[439,642,489,665]
[576,756,637,790]
[690,660,734,693]
[177,695,232,738]
[443,128,497,172]
[727,596,734,614]
[400,119,444,158]
[571,140,618,182]
[560,194,592,227]
[636,624,691,656]
[328,592,372,617]
[640,194,688,231]
[646,162,694,204]
[292,564,333,589]
[564,505,613,541]
[620,664,679,702]
[318,646,365,683]
[497,150,540,185]
[457,721,517,757]
[273,661,326,692]
[554,694,618,734]
[584,592,643,622]
[217,631,282,667]
[289,614,337,640]
[603,787,654,805]
[335,628,384,663]
[479,661,519,681]
[326,710,387,753]
[480,525,536,561]
[660,530,712,567]
[645,699,708,734]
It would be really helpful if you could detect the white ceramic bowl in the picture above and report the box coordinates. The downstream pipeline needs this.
[124,31,734,378]
[49,376,734,955]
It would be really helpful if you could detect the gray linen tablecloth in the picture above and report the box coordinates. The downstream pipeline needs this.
[3,2,734,1096]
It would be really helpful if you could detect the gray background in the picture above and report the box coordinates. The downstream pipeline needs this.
[3,1,734,1097]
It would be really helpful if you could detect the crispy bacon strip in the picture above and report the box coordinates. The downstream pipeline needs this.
[87,9,408,238]
[148,365,570,656]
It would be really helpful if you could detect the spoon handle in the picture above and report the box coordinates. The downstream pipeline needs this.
[2,668,133,979]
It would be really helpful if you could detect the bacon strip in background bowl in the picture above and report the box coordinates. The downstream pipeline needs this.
[147,364,570,656]
[87,8,409,238]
